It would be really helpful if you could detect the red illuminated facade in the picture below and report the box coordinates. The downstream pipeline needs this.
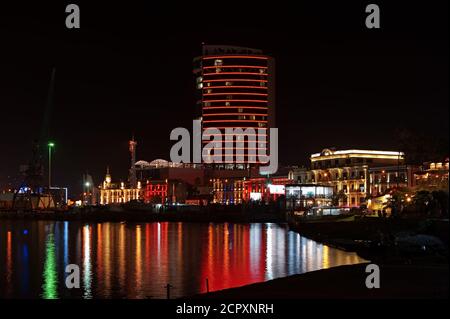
[144,181,168,203]
[194,45,276,168]
[243,177,291,202]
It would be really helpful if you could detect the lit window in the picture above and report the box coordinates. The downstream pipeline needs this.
[214,59,223,66]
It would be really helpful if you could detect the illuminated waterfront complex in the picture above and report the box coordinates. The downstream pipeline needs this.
[289,149,406,207]
[194,45,276,168]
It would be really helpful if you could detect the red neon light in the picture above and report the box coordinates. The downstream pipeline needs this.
[203,120,268,123]
[203,99,268,103]
[202,113,268,117]
[203,86,267,90]
[202,55,268,60]
[203,79,268,83]
[202,126,268,129]
[203,65,267,69]
[203,72,268,76]
[204,93,268,96]
[203,106,268,110]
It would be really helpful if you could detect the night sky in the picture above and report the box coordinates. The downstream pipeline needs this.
[0,1,448,197]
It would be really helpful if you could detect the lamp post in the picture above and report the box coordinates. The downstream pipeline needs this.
[48,142,55,188]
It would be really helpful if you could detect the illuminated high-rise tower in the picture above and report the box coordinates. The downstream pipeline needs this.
[193,45,276,169]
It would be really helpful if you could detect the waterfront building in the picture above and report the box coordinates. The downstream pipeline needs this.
[135,159,205,186]
[210,166,292,204]
[414,158,449,190]
[288,167,314,184]
[368,164,419,196]
[310,149,405,207]
[99,167,143,205]
[144,179,188,204]
[209,168,250,204]
[193,45,276,168]
[243,176,292,203]
[289,148,405,207]
[285,184,334,211]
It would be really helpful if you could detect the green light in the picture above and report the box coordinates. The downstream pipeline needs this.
[42,233,58,299]
[48,142,55,148]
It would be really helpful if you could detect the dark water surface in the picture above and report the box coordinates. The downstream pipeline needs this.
[0,220,365,298]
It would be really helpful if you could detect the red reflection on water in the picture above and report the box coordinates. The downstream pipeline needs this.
[145,224,151,276]
[6,231,12,291]
[200,224,266,293]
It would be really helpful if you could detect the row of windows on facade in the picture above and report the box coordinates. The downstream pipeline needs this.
[342,184,365,192]
[201,81,267,89]
[297,171,366,181]
[296,173,407,183]
[204,86,266,93]
[200,115,267,121]
[203,122,267,128]
[313,158,377,168]
[203,94,266,100]
[212,59,267,67]
[203,102,267,107]
[214,191,244,197]
[371,175,407,184]
[205,67,267,74]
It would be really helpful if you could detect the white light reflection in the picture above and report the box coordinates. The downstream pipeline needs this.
[265,223,273,280]
[82,225,92,299]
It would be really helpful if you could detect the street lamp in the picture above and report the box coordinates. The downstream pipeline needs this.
[48,142,55,188]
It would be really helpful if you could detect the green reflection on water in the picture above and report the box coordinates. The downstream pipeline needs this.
[42,233,58,299]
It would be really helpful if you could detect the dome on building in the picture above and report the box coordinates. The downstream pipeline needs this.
[134,160,151,168]
[149,159,170,168]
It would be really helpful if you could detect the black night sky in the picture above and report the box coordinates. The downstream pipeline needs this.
[0,1,448,197]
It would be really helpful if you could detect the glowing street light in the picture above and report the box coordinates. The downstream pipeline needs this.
[48,142,55,188]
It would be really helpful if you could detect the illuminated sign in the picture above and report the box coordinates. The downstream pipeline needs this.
[250,192,262,201]
[268,184,285,194]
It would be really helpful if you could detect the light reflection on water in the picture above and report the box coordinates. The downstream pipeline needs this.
[0,221,366,299]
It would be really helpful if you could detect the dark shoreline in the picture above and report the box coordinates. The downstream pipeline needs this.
[0,209,285,223]
[190,262,449,299]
